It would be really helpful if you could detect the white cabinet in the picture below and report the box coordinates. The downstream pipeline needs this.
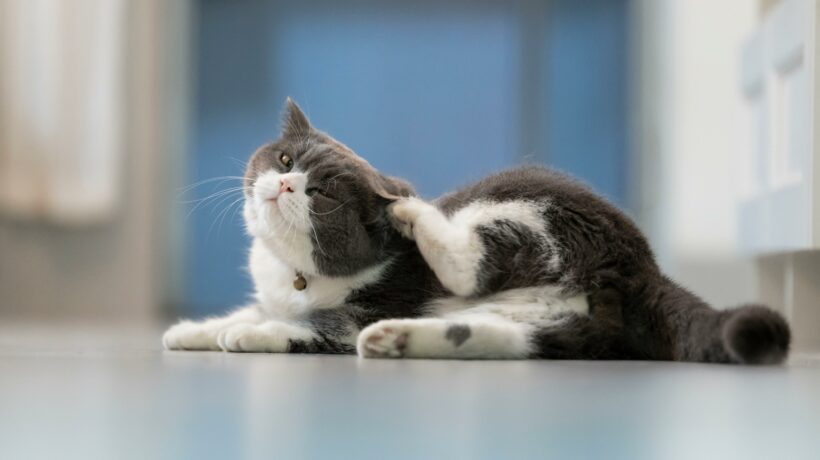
[739,0,820,354]
[739,0,819,253]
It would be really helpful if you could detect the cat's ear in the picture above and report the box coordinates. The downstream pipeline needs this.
[281,97,312,139]
[371,174,416,204]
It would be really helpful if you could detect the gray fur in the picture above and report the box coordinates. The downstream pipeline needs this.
[445,324,472,347]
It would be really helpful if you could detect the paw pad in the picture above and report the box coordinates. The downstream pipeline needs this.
[359,324,410,358]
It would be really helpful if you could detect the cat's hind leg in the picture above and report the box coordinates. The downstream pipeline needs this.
[357,315,534,359]
[358,289,627,360]
[389,197,555,297]
[389,197,479,296]
[358,312,626,360]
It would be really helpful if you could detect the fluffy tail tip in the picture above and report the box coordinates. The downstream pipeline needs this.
[723,305,791,365]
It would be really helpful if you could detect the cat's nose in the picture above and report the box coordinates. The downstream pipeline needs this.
[279,178,295,194]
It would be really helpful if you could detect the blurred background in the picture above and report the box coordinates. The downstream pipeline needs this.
[0,0,818,353]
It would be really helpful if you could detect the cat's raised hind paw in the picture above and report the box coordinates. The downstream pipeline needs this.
[387,197,437,240]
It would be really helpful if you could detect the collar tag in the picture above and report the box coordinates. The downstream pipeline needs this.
[293,272,307,291]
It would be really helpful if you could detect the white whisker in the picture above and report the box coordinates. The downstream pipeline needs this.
[309,199,352,216]
[185,188,244,220]
[177,176,245,195]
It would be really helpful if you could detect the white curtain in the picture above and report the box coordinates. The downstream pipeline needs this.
[0,0,125,225]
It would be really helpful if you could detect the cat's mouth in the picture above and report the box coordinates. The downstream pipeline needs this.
[261,197,283,216]
[266,194,306,231]
[255,187,280,203]
[256,188,285,213]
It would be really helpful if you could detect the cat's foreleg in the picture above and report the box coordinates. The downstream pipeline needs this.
[215,321,317,352]
[216,308,360,354]
[357,315,534,359]
[164,305,360,353]
[163,305,263,350]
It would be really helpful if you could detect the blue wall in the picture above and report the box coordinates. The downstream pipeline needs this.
[183,0,628,316]
[545,0,629,206]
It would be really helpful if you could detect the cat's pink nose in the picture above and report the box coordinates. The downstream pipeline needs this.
[279,178,294,194]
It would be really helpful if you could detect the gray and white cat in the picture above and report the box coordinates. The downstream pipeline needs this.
[164,99,791,363]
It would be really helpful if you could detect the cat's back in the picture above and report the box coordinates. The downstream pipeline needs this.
[434,165,649,260]
[435,165,609,214]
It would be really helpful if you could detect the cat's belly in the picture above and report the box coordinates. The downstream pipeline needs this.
[428,285,589,323]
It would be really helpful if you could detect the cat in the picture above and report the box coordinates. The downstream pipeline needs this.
[163,98,791,364]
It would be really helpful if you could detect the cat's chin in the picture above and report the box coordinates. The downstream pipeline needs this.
[244,211,314,273]
[245,203,300,241]
[256,232,318,276]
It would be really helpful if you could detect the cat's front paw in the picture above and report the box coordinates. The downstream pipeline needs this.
[216,323,296,353]
[387,197,435,240]
[163,321,221,351]
[357,320,410,358]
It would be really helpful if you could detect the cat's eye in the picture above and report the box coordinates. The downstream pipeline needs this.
[279,153,294,170]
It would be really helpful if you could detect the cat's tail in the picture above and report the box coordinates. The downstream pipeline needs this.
[721,303,791,364]
[627,277,791,364]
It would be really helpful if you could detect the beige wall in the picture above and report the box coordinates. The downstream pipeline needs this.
[0,1,189,323]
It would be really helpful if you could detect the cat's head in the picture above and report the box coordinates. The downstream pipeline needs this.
[243,98,415,277]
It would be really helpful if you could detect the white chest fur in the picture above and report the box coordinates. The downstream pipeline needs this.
[248,238,387,319]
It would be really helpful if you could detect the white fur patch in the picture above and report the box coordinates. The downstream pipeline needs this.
[430,286,589,321]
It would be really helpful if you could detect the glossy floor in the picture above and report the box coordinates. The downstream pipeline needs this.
[0,323,819,460]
